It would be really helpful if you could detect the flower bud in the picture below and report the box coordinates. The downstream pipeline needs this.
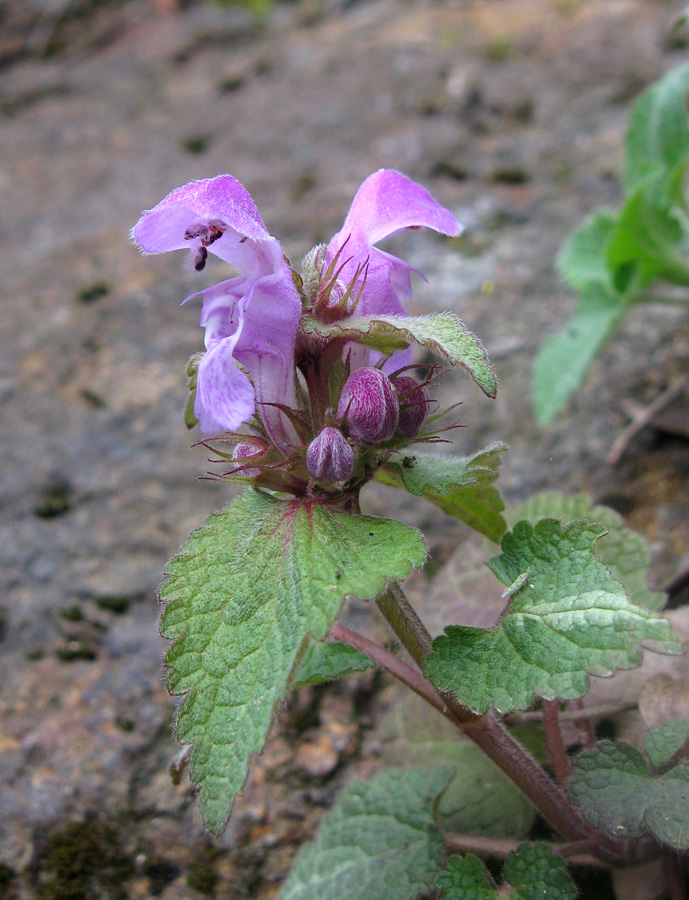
[231,440,267,477]
[306,427,355,483]
[337,367,399,444]
[392,376,430,438]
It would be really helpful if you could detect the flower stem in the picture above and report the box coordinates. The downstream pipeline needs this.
[443,832,609,868]
[542,700,572,787]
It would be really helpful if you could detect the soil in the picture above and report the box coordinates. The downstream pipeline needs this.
[1,0,689,897]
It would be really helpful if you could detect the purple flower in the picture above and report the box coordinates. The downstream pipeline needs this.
[306,427,355,483]
[132,175,302,448]
[326,169,462,319]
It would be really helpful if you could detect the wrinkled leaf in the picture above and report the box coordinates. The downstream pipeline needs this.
[379,692,535,837]
[277,767,452,900]
[644,715,689,771]
[507,491,665,610]
[301,313,497,398]
[436,844,576,900]
[425,519,679,714]
[292,640,375,687]
[161,489,426,832]
[376,443,507,542]
[567,739,689,848]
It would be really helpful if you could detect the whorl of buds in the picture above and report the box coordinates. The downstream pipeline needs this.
[337,367,399,444]
[306,427,355,483]
[392,376,430,438]
[231,439,267,477]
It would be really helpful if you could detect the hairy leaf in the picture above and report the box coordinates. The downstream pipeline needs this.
[532,289,626,424]
[292,640,375,687]
[507,491,665,610]
[424,519,679,714]
[277,767,452,900]
[437,844,576,900]
[380,692,535,838]
[161,489,426,832]
[567,739,689,848]
[301,313,497,398]
[624,61,689,192]
[644,715,689,771]
[376,443,507,542]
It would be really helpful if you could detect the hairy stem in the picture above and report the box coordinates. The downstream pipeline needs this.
[443,832,609,868]
[542,700,572,787]
[374,584,595,845]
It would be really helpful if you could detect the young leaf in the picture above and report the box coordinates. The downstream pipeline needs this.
[566,739,689,849]
[376,443,507,543]
[556,210,620,295]
[436,844,576,900]
[380,692,535,838]
[424,519,679,715]
[507,491,666,610]
[624,61,689,192]
[160,489,426,833]
[277,767,453,900]
[301,313,498,398]
[292,639,375,687]
[532,289,627,425]
[606,173,689,289]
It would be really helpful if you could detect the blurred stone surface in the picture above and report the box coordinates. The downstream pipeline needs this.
[1,0,689,895]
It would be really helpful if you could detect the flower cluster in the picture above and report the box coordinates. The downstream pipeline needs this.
[133,170,461,495]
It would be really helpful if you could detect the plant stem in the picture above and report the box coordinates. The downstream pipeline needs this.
[568,698,596,750]
[443,832,609,868]
[374,584,595,845]
[542,700,572,787]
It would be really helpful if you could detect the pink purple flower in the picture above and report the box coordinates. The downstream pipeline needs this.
[337,367,399,444]
[132,175,302,448]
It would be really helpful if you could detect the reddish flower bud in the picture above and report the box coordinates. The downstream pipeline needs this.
[392,376,430,438]
[337,367,399,444]
[306,427,355,483]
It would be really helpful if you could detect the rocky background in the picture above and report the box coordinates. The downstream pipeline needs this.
[1,0,689,896]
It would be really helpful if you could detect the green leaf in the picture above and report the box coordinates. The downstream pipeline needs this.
[566,739,689,848]
[277,767,452,900]
[556,210,620,295]
[624,61,689,192]
[379,692,535,838]
[161,489,426,833]
[375,443,507,542]
[437,844,576,900]
[301,313,498,398]
[292,640,375,687]
[531,289,627,424]
[606,173,689,289]
[507,491,665,610]
[644,715,689,771]
[424,519,679,714]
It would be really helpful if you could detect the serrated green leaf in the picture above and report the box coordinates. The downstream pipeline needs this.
[379,692,535,838]
[292,640,375,687]
[424,519,679,714]
[606,172,689,289]
[277,767,452,900]
[376,443,507,542]
[644,715,689,771]
[624,61,689,192]
[161,489,426,833]
[567,740,689,848]
[437,844,576,900]
[301,313,498,398]
[556,210,620,295]
[507,491,665,610]
[532,289,627,424]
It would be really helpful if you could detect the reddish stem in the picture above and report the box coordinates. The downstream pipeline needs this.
[542,700,572,787]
